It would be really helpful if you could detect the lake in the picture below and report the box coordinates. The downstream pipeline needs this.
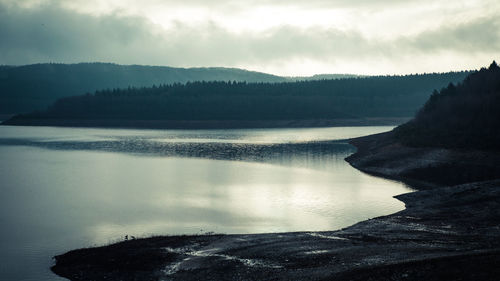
[0,125,412,281]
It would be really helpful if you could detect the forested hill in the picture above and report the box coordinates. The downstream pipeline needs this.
[394,61,500,150]
[4,70,472,128]
[0,63,286,114]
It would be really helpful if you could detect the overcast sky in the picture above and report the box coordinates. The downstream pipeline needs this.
[1,0,499,76]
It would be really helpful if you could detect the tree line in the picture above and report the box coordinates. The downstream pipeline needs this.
[10,71,471,121]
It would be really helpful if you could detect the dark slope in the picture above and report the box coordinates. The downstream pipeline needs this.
[0,63,286,114]
[3,70,470,128]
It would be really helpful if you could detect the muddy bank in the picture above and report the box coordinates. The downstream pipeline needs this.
[52,178,500,281]
[346,131,500,188]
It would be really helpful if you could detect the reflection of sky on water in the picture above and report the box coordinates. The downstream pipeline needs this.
[0,125,389,172]
[0,125,410,281]
[0,125,394,143]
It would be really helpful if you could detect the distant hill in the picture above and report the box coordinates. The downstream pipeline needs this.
[287,74,366,81]
[4,70,472,128]
[0,63,287,114]
[394,61,500,150]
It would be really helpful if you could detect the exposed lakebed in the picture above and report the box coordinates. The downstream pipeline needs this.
[0,126,412,281]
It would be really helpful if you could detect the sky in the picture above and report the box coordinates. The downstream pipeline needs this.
[0,0,499,76]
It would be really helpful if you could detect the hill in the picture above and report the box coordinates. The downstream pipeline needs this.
[0,63,286,114]
[346,62,500,187]
[3,71,471,128]
[394,61,500,150]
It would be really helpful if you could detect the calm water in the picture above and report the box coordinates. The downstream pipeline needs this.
[0,126,412,281]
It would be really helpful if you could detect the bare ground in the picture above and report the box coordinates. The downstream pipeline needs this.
[52,177,500,280]
[346,131,500,188]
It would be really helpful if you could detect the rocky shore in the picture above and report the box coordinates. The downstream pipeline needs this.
[346,131,500,188]
[51,132,500,281]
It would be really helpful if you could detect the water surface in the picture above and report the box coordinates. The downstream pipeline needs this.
[0,126,411,281]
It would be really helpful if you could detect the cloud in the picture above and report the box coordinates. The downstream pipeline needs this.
[0,3,374,66]
[0,0,499,75]
[0,2,158,63]
[406,17,500,53]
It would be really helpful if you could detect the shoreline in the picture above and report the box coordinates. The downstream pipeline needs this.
[1,117,409,130]
[51,133,500,280]
[345,131,500,188]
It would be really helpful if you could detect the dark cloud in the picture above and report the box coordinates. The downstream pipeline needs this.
[0,2,368,66]
[0,2,157,64]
